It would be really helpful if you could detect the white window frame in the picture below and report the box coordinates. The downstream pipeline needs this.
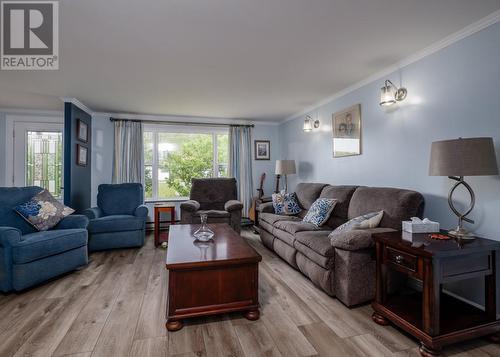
[143,124,229,201]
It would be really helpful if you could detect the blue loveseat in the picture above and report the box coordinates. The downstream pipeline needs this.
[84,183,148,251]
[0,186,89,292]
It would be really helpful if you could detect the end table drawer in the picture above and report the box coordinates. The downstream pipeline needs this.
[385,247,418,273]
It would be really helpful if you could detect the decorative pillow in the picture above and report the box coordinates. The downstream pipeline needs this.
[14,190,74,231]
[272,192,301,215]
[334,211,384,232]
[302,198,337,227]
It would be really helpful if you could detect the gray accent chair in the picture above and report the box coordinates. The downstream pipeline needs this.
[258,183,424,307]
[180,178,243,233]
[84,183,148,251]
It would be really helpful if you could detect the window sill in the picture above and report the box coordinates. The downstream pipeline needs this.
[145,198,189,203]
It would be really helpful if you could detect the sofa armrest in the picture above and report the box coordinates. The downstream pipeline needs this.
[134,205,149,218]
[54,215,89,230]
[330,227,396,251]
[0,227,22,247]
[180,200,200,212]
[225,200,243,212]
[83,207,103,220]
[259,202,274,214]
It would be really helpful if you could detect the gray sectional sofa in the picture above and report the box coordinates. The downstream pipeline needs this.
[258,183,424,307]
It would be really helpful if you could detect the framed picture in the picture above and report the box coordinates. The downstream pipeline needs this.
[76,119,88,143]
[76,144,88,166]
[254,140,270,160]
[332,104,361,158]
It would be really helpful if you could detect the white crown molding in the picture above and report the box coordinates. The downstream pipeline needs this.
[60,97,94,115]
[281,9,500,124]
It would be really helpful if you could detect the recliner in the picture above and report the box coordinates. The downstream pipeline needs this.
[84,183,148,251]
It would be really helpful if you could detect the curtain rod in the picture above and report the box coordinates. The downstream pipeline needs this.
[109,117,254,128]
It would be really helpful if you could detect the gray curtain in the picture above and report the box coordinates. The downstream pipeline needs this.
[112,120,143,184]
[229,126,253,217]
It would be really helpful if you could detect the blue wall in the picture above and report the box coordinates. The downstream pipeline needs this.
[279,22,500,305]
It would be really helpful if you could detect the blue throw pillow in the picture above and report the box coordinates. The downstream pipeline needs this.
[14,190,74,231]
[334,211,384,232]
[272,192,301,215]
[302,198,337,227]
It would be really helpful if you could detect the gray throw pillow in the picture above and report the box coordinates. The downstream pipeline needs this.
[333,210,384,232]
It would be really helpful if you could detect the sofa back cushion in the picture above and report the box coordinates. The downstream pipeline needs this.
[190,178,237,210]
[348,187,424,230]
[319,185,359,228]
[295,183,327,210]
[98,183,144,216]
[0,186,43,235]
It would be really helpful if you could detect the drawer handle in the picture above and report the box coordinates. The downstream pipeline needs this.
[395,255,404,264]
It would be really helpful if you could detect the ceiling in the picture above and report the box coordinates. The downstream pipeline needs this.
[1,0,500,121]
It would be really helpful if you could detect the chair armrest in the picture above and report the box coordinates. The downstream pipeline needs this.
[0,227,22,247]
[259,202,275,214]
[54,215,89,230]
[225,200,243,212]
[134,205,149,218]
[330,228,396,251]
[83,207,103,220]
[180,200,200,212]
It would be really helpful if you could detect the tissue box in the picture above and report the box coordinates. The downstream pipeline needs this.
[402,220,439,233]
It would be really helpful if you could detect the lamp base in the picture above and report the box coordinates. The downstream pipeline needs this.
[448,226,475,240]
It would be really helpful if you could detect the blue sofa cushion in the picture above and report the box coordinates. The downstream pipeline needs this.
[87,215,145,234]
[0,186,43,235]
[97,183,143,216]
[14,190,75,231]
[13,229,87,264]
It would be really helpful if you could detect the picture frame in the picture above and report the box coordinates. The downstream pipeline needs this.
[332,104,361,158]
[76,144,88,166]
[254,140,270,160]
[76,119,88,143]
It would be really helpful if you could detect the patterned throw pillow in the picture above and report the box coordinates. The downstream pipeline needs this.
[334,211,384,232]
[272,192,301,215]
[14,190,74,231]
[302,198,337,227]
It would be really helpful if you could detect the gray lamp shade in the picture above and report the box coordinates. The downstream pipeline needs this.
[275,160,296,175]
[429,137,498,177]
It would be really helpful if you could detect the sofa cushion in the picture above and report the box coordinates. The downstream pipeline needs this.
[259,212,300,226]
[274,220,325,235]
[88,215,145,234]
[295,183,328,210]
[97,183,144,216]
[190,178,237,210]
[0,186,43,235]
[348,187,425,230]
[14,190,74,231]
[303,198,337,227]
[194,210,230,218]
[294,231,335,269]
[330,227,396,251]
[13,229,87,264]
[319,185,359,227]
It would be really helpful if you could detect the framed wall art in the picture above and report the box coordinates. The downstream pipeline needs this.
[76,119,88,143]
[332,104,361,158]
[254,140,270,160]
[76,144,88,166]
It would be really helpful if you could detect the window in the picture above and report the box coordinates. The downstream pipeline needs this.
[144,126,229,200]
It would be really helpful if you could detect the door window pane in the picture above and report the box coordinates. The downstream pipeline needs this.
[26,131,63,198]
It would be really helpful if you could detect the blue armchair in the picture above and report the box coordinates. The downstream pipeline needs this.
[84,183,148,251]
[0,186,89,292]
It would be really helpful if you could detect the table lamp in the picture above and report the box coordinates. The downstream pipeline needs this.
[275,160,296,193]
[429,137,498,238]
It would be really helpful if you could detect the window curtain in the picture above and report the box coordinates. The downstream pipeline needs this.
[229,126,253,217]
[112,120,144,184]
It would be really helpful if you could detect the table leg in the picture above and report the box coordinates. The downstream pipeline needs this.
[423,258,440,336]
[419,343,442,357]
[485,251,497,320]
[154,208,159,247]
[244,309,260,321]
[166,319,183,331]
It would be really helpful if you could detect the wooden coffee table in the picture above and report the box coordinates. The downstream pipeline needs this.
[165,223,262,331]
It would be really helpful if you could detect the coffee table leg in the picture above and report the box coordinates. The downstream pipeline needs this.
[243,309,260,321]
[166,319,183,331]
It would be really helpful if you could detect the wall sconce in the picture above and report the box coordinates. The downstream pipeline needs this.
[303,115,320,132]
[379,79,407,106]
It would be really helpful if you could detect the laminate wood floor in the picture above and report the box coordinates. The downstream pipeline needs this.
[1,229,499,357]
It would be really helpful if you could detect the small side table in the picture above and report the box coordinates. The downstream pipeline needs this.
[371,231,500,356]
[252,196,272,234]
[154,204,176,247]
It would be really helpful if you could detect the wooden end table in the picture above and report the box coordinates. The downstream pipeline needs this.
[154,204,176,247]
[165,223,261,331]
[371,231,500,356]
